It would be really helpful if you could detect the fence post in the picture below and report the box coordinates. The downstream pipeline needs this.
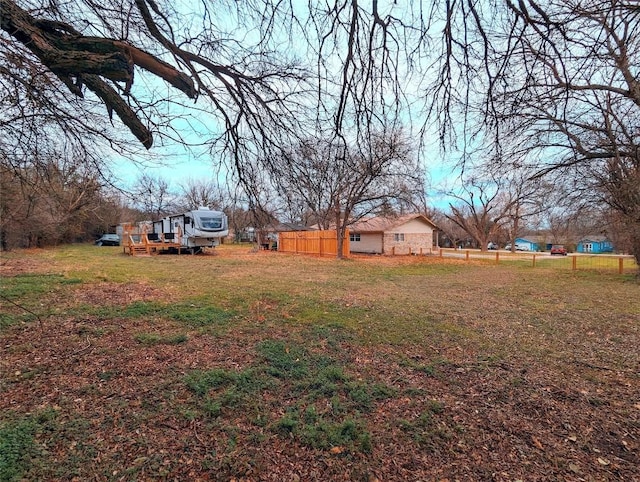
[619,257,624,274]
[532,254,536,268]
[572,255,577,271]
[495,251,499,264]
[465,250,470,261]
[392,246,395,256]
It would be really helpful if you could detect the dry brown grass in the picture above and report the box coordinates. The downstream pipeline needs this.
[1,244,638,481]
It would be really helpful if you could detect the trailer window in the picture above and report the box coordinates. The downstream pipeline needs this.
[200,217,223,229]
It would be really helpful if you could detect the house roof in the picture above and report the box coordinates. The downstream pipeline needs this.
[578,235,610,243]
[350,214,438,233]
[265,222,312,232]
[517,235,546,244]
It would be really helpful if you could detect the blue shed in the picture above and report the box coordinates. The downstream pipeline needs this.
[576,236,614,254]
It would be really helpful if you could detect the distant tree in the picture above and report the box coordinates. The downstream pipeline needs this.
[444,175,513,252]
[429,209,471,249]
[446,203,495,250]
[545,209,579,247]
[499,169,554,252]
[177,178,224,211]
[593,155,640,260]
[269,130,424,258]
[0,154,106,249]
[443,163,552,252]
[606,209,637,255]
[131,173,175,220]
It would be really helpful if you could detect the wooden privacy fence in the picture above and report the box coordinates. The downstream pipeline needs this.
[278,230,350,257]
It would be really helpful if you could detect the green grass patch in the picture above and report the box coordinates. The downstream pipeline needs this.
[0,312,19,330]
[0,417,39,481]
[168,303,233,328]
[0,409,60,481]
[185,368,243,397]
[256,339,312,379]
[91,300,235,329]
[275,407,372,452]
[184,367,272,419]
[182,336,394,452]
[134,332,188,345]
[0,274,67,299]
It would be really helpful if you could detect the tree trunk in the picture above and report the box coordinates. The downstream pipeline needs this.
[628,221,640,276]
[334,207,349,259]
[336,227,344,259]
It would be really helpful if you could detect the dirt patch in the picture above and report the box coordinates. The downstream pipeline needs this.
[68,281,172,307]
[0,250,54,276]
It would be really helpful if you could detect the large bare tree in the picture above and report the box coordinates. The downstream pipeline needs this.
[131,172,175,219]
[269,130,424,258]
[177,178,224,211]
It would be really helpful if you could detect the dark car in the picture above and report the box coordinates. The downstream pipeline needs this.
[95,234,120,246]
[550,244,567,256]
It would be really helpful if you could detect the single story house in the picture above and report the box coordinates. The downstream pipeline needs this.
[349,214,439,255]
[576,236,614,254]
[505,237,541,251]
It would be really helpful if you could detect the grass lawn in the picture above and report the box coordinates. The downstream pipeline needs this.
[1,244,639,481]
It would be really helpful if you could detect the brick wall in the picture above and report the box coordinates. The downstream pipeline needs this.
[383,232,435,255]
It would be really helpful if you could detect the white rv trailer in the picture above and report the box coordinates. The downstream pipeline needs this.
[152,207,228,254]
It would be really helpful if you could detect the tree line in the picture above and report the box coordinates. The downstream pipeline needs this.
[3,147,630,259]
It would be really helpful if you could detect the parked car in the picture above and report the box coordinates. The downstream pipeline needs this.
[550,244,568,256]
[95,234,120,246]
[505,243,530,251]
[487,242,498,250]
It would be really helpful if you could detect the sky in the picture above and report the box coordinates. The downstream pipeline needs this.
[111,146,221,192]
[108,120,458,212]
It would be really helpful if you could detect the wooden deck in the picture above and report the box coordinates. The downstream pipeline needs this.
[121,224,184,256]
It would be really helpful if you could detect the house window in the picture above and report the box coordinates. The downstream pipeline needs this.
[394,233,405,242]
[350,233,361,242]
[584,243,593,252]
